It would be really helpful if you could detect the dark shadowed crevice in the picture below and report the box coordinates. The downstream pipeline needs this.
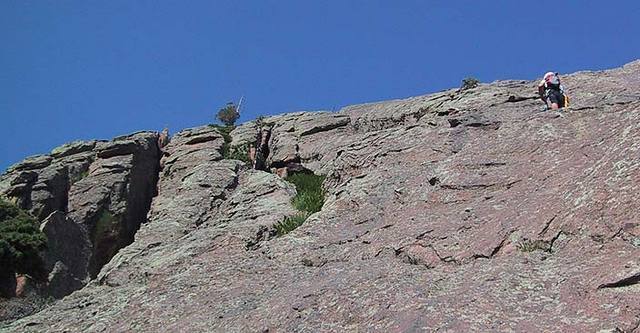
[598,272,640,289]
[506,95,539,103]
[253,127,272,171]
[87,205,115,278]
[448,119,462,128]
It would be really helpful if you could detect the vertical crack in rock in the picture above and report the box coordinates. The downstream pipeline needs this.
[29,164,71,221]
[253,127,272,171]
[630,317,640,333]
[73,133,161,279]
[250,124,312,177]
[547,230,566,253]
[245,225,278,250]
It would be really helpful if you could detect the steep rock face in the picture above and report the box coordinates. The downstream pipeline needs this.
[3,61,640,332]
[66,132,160,278]
[1,125,297,331]
[0,132,160,309]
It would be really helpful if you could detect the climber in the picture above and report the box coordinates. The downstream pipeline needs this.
[538,72,568,110]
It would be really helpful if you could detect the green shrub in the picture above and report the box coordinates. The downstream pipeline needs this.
[216,102,240,127]
[208,125,252,163]
[0,198,47,278]
[90,209,120,276]
[78,170,89,181]
[460,77,480,90]
[209,124,235,159]
[227,144,251,163]
[275,173,326,235]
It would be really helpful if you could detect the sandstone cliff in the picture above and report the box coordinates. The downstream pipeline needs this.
[1,61,639,332]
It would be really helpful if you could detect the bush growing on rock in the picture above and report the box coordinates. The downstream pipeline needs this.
[209,124,235,159]
[460,77,480,90]
[227,144,251,163]
[0,198,47,279]
[216,102,240,127]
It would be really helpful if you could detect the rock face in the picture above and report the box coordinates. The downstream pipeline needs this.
[0,132,160,315]
[39,211,90,298]
[2,61,640,332]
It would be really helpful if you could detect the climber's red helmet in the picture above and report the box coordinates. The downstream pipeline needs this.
[544,72,561,86]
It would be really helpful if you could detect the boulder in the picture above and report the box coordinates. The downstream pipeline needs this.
[39,211,91,298]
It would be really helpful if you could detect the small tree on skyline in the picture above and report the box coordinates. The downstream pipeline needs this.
[217,102,240,127]
[460,77,480,91]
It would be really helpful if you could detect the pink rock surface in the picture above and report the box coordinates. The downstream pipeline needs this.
[3,61,640,332]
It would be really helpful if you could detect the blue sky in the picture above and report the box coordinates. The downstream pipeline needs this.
[1,1,639,171]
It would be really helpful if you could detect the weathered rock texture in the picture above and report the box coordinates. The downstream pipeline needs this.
[2,61,640,332]
[0,132,160,318]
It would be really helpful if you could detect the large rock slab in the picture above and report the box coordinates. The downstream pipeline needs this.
[0,125,298,331]
[3,60,640,332]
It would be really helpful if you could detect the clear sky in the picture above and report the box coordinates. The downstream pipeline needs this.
[1,1,639,171]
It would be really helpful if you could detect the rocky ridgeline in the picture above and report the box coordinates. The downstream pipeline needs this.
[1,60,640,332]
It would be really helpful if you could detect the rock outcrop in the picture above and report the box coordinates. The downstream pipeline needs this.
[2,61,640,332]
[0,132,160,318]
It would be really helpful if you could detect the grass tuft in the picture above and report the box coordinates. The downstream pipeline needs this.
[275,212,310,235]
[517,239,551,253]
[275,173,326,235]
[287,173,326,213]
[94,210,117,240]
